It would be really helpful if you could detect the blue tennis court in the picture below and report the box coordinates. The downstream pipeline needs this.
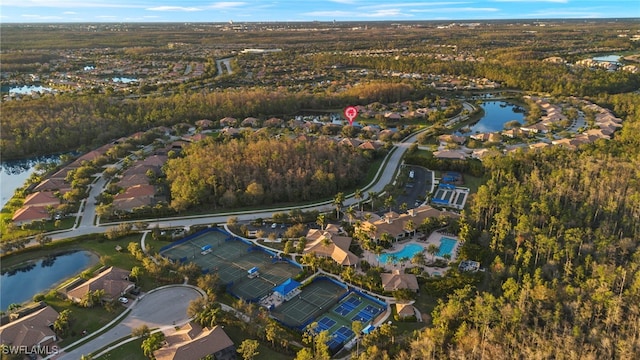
[332,326,354,343]
[345,297,362,307]
[363,305,380,315]
[316,316,337,331]
[352,311,373,322]
[334,304,351,316]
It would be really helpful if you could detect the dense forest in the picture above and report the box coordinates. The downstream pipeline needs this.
[164,137,370,211]
[350,92,640,359]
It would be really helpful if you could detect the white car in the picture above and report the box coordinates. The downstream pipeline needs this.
[271,222,277,229]
[118,297,129,304]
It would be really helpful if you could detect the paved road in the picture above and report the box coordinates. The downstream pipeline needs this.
[39,104,472,242]
[55,286,202,360]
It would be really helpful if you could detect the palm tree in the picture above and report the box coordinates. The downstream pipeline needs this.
[400,202,408,213]
[354,188,363,211]
[333,192,345,219]
[368,191,378,211]
[141,332,165,359]
[411,252,426,266]
[345,205,356,225]
[404,219,416,236]
[384,195,395,213]
[427,244,440,261]
[352,320,364,357]
[316,213,326,230]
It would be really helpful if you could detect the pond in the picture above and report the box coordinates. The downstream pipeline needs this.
[111,77,138,83]
[592,55,621,63]
[1,84,56,95]
[460,101,525,134]
[0,155,61,208]
[0,250,99,311]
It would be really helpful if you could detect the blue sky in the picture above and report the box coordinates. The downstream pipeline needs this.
[1,1,637,23]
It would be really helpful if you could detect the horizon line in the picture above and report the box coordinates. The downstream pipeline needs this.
[2,17,639,25]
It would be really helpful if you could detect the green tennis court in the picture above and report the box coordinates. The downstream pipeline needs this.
[271,277,347,329]
[160,228,302,301]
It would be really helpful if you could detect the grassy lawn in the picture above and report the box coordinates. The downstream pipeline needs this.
[45,293,127,347]
[95,337,146,360]
[223,324,295,360]
[411,291,440,325]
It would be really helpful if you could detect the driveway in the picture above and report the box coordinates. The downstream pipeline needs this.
[55,285,202,360]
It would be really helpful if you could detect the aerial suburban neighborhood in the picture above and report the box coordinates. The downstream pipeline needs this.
[1,14,639,360]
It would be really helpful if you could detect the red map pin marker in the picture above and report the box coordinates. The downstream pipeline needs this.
[344,106,358,126]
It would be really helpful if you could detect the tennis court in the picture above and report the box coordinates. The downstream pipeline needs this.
[160,228,302,301]
[271,277,347,329]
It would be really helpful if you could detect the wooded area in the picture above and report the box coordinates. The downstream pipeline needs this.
[370,92,640,359]
[164,137,370,211]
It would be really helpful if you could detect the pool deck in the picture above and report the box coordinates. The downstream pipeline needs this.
[361,231,461,275]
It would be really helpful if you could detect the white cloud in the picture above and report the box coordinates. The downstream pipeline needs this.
[303,8,412,18]
[410,7,499,12]
[207,2,247,9]
[21,14,63,19]
[9,1,141,9]
[146,6,201,12]
[63,11,77,14]
[358,2,471,10]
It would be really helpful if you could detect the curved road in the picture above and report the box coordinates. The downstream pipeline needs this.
[42,104,471,242]
[55,286,202,360]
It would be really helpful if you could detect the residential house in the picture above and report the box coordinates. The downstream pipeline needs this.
[241,117,260,127]
[33,178,71,194]
[195,119,214,129]
[112,184,156,212]
[22,191,60,208]
[471,148,491,160]
[154,323,236,360]
[395,303,417,320]
[358,140,382,151]
[0,305,59,350]
[433,150,466,160]
[339,138,362,148]
[304,226,359,266]
[12,206,51,226]
[64,267,134,303]
[438,134,466,145]
[529,142,550,151]
[117,173,151,188]
[381,270,419,292]
[219,117,238,127]
[264,117,284,128]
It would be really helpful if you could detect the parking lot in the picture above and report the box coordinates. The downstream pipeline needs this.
[394,166,433,211]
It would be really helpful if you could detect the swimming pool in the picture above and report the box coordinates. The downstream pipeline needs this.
[377,243,425,264]
[438,237,458,258]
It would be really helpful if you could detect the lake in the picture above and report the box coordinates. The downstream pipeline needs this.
[1,84,55,95]
[0,250,99,311]
[461,101,525,134]
[0,155,61,208]
[112,77,138,83]
[593,55,621,63]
